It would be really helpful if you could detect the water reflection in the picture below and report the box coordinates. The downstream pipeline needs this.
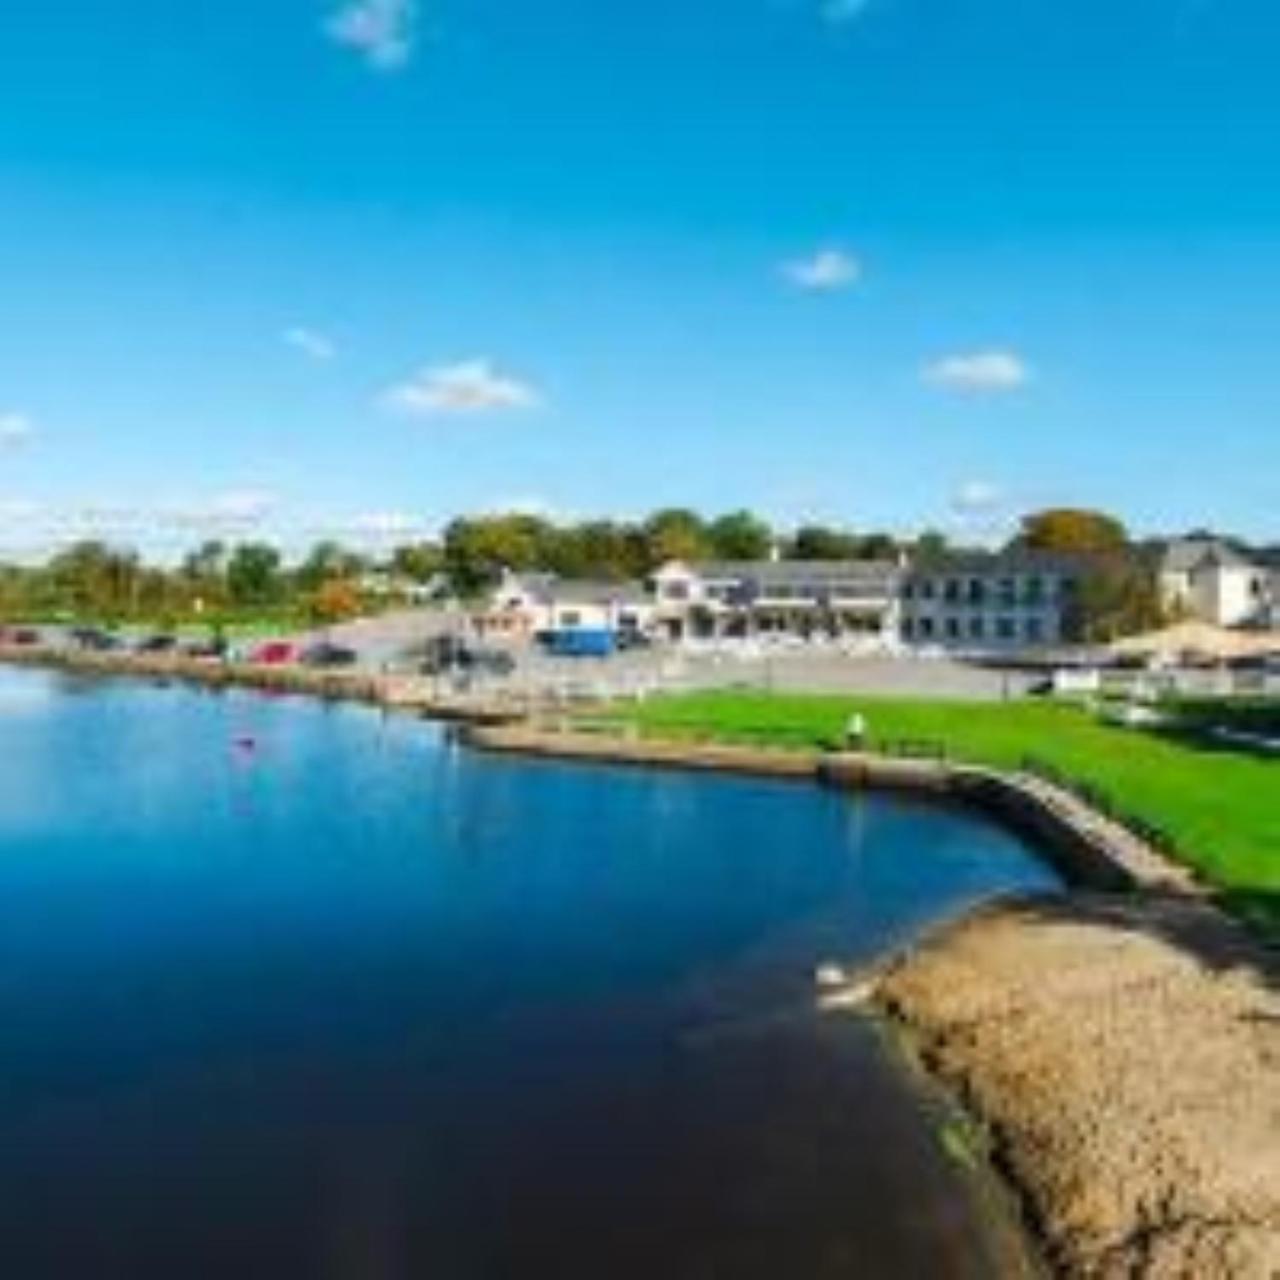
[0,667,1055,1278]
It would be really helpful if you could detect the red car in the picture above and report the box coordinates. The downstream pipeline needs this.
[250,641,298,666]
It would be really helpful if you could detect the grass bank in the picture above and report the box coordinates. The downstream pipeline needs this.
[606,691,1280,938]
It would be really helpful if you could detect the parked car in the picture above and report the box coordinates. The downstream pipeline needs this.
[134,633,179,654]
[300,641,358,669]
[0,626,41,647]
[250,641,299,666]
[419,635,515,677]
[182,636,229,660]
[68,626,121,652]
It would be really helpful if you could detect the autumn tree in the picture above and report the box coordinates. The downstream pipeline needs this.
[1016,508,1128,555]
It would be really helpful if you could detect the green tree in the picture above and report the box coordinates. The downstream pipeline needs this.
[787,525,860,561]
[1066,552,1167,642]
[643,508,710,567]
[295,541,364,593]
[390,541,443,583]
[707,510,774,562]
[226,543,283,607]
[443,515,553,594]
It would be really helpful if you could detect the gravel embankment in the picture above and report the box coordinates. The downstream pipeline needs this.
[875,893,1280,1278]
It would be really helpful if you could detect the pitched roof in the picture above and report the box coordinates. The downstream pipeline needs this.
[546,579,651,606]
[695,559,902,587]
[1161,538,1260,574]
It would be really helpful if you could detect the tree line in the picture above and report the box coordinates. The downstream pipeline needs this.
[0,506,1167,639]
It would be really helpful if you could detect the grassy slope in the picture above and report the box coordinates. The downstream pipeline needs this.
[617,692,1280,933]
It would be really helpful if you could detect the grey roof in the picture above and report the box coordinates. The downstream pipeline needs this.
[546,579,651,607]
[1160,537,1260,574]
[695,559,902,587]
[907,548,1086,577]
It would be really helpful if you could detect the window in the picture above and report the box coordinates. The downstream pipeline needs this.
[997,617,1016,641]
[1025,618,1043,642]
[945,618,961,639]
[901,618,915,640]
[663,582,690,602]
[919,617,935,638]
[560,610,582,627]
[944,579,961,604]
[969,617,985,639]
[968,578,985,604]
[920,580,937,601]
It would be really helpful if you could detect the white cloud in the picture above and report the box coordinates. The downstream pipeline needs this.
[0,498,43,525]
[0,413,36,447]
[781,247,862,292]
[951,480,1005,516]
[822,0,873,25]
[484,495,560,519]
[923,350,1031,394]
[161,490,279,533]
[383,360,543,416]
[324,0,417,71]
[283,327,337,361]
[346,511,434,541]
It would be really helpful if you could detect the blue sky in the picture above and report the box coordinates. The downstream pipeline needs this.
[1,0,1278,557]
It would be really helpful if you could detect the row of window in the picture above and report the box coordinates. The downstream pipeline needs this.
[904,576,1072,606]
[902,616,1047,643]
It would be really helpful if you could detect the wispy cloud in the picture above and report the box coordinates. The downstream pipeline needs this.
[821,0,873,25]
[324,0,418,71]
[383,360,543,416]
[283,327,338,361]
[781,247,862,292]
[951,480,1005,516]
[346,510,435,542]
[923,350,1031,394]
[0,413,36,447]
[160,489,280,534]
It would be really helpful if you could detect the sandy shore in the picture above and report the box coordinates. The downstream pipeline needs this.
[873,893,1280,1278]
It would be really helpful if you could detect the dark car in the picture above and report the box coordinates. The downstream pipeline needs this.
[183,637,229,661]
[0,626,41,647]
[419,635,515,677]
[301,642,358,669]
[68,626,121,652]
[135,633,179,654]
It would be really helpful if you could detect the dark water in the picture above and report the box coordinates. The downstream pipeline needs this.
[0,667,1058,1278]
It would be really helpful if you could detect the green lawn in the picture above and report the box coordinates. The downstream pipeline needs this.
[611,691,1280,938]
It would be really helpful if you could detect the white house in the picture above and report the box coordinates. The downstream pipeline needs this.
[650,559,903,642]
[478,570,654,639]
[1158,538,1272,629]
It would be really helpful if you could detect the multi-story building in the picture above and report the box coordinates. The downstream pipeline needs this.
[898,550,1084,650]
[650,559,903,642]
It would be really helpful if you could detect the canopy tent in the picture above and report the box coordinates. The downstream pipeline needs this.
[1109,621,1279,661]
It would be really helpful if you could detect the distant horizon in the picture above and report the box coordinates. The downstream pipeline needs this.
[2,1,1278,550]
[0,501,1269,572]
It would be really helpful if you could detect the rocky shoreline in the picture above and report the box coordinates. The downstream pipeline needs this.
[871,893,1280,1278]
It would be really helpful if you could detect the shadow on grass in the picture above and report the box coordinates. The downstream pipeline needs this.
[1010,889,1279,997]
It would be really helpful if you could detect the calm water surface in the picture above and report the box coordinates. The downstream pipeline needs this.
[0,667,1058,1278]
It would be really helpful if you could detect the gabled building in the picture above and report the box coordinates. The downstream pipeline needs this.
[478,570,654,640]
[650,559,903,642]
[1158,538,1272,629]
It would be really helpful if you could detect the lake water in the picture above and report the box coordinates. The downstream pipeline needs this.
[0,666,1059,1278]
